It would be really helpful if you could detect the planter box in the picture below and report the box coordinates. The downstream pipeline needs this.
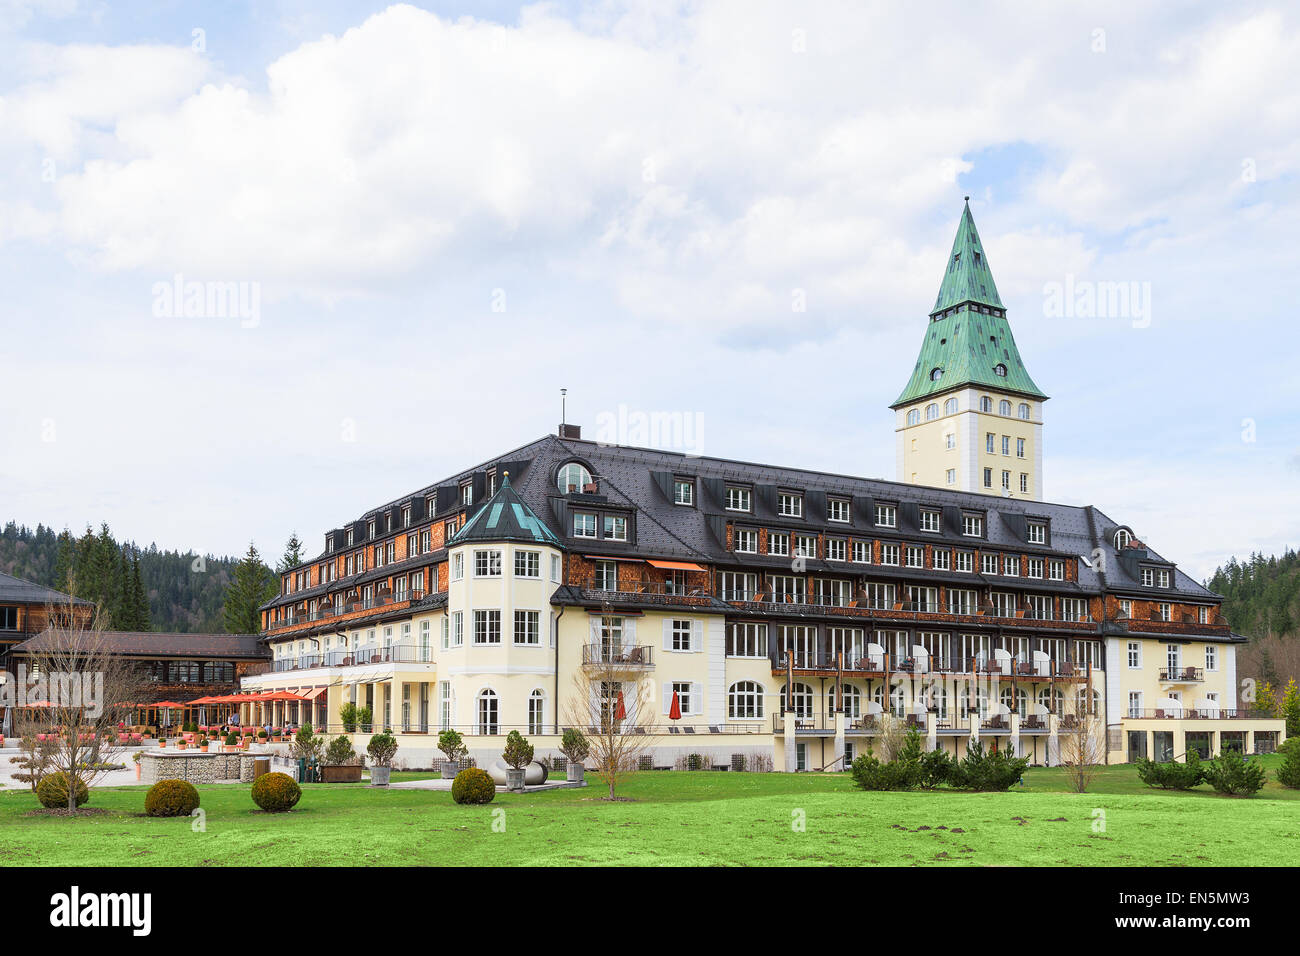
[441,762,458,779]
[506,768,526,792]
[321,765,363,783]
[370,766,392,787]
[568,763,584,784]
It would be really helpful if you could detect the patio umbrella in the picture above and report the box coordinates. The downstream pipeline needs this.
[614,690,626,721]
[668,690,682,721]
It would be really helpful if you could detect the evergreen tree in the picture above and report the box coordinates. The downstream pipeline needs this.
[223,542,276,634]
[52,529,75,592]
[1281,679,1300,739]
[130,552,151,631]
[277,532,305,573]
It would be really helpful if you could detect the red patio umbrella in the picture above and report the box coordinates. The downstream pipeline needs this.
[614,690,626,721]
[668,690,682,721]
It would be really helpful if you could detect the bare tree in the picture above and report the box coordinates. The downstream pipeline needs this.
[563,655,654,800]
[21,593,144,810]
[1057,695,1106,792]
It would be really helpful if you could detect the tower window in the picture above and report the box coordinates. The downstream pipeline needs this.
[980,396,993,413]
[907,408,920,426]
[930,367,943,382]
[925,403,939,421]
[1018,403,1031,420]
[993,364,1007,377]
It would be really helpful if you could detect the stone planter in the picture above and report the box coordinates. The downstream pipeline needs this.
[321,765,363,783]
[442,761,459,779]
[568,763,584,784]
[506,768,526,792]
[370,766,391,787]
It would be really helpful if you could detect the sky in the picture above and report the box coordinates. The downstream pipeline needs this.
[1,0,1297,581]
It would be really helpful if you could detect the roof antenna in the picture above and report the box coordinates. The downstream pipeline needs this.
[560,388,567,428]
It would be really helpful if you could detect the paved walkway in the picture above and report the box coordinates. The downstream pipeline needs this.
[388,777,583,792]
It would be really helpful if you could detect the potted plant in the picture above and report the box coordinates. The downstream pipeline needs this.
[176,737,187,751]
[198,735,209,752]
[321,735,363,783]
[366,732,398,786]
[502,730,534,792]
[257,729,268,746]
[339,703,358,733]
[158,736,167,749]
[559,727,590,784]
[357,707,373,734]
[438,730,467,779]
[224,731,238,752]
[133,751,143,780]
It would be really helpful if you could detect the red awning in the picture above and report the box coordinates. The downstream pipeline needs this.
[647,559,707,572]
[301,686,328,701]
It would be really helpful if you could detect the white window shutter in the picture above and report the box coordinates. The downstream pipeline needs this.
[663,682,672,715]
[625,617,637,649]
[663,618,672,650]
[692,619,703,652]
[589,617,600,645]
[692,682,702,716]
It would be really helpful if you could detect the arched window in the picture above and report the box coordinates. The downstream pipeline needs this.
[1001,686,1027,714]
[1018,403,1030,420]
[993,363,1007,377]
[728,681,764,719]
[980,396,993,413]
[556,462,592,493]
[1038,687,1063,714]
[781,682,813,719]
[974,686,989,718]
[477,688,499,735]
[830,683,862,718]
[930,367,943,382]
[944,397,958,415]
[1114,528,1132,550]
[528,689,546,735]
[925,403,939,421]
[926,683,949,719]
[907,408,921,426]
[999,399,1012,416]
[890,683,909,718]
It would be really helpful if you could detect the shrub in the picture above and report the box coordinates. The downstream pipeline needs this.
[502,730,534,770]
[850,753,920,791]
[367,733,398,767]
[356,707,373,731]
[949,743,1029,792]
[919,747,956,789]
[324,735,358,767]
[1277,739,1300,789]
[559,727,590,765]
[251,772,302,812]
[144,779,199,817]
[438,729,468,765]
[1136,750,1203,790]
[290,725,324,762]
[225,732,238,746]
[451,767,496,805]
[1202,753,1267,796]
[339,703,359,733]
[36,772,90,809]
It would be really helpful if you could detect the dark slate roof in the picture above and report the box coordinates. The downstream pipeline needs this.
[15,630,267,660]
[0,571,93,606]
[450,472,560,546]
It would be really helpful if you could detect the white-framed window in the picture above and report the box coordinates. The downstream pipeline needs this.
[1001,470,1011,490]
[557,462,592,493]
[1115,528,1132,550]
[671,681,694,716]
[1128,691,1143,719]
[864,583,895,610]
[944,397,958,415]
[852,540,871,563]
[594,560,617,591]
[528,689,546,735]
[1027,520,1046,544]
[603,515,628,541]
[1198,606,1209,624]
[1158,602,1171,622]
[778,492,803,517]
[1166,644,1180,672]
[1141,568,1154,587]
[949,588,977,614]
[514,550,540,578]
[1157,569,1171,588]
[932,548,950,571]
[880,543,899,566]
[460,482,473,505]
[828,498,851,523]
[1019,403,1030,420]
[473,609,502,645]
[907,408,921,426]
[905,545,925,569]
[670,619,693,652]
[1002,434,1011,456]
[825,538,846,562]
[1017,438,1026,459]
[451,552,464,581]
[673,480,693,506]
[767,531,790,557]
[477,688,499,735]
[573,512,597,538]
[962,513,983,537]
[550,553,562,583]
[875,504,897,528]
[451,611,464,647]
[946,468,956,485]
[725,486,752,512]
[734,528,757,554]
[513,610,540,645]
[781,682,814,719]
[980,395,993,413]
[1061,598,1087,622]
[719,571,758,601]
[955,550,973,572]
[474,549,502,577]
[727,623,768,658]
[1004,555,1021,576]
[986,432,996,454]
[1048,559,1064,581]
[1026,557,1043,579]
[981,552,999,575]
[1019,473,1028,494]
[794,534,818,558]
[925,402,939,420]
[728,680,764,719]
[920,509,941,533]
[1205,645,1217,671]
[1127,641,1141,668]
[983,467,993,488]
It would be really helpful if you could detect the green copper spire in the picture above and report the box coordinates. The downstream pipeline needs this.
[931,198,1003,316]
[892,200,1046,408]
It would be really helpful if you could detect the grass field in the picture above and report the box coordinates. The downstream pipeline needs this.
[2,757,1296,866]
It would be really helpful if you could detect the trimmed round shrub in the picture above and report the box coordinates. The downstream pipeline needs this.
[145,779,200,817]
[36,772,90,809]
[251,772,301,812]
[451,767,496,805]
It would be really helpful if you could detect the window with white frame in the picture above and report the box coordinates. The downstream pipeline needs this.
[671,681,693,715]
[986,432,995,454]
[514,550,540,578]
[1048,559,1064,581]
[1141,567,1154,587]
[949,588,978,615]
[875,504,897,527]
[768,531,790,556]
[728,680,764,718]
[794,534,818,558]
[920,509,941,532]
[778,492,803,517]
[782,682,814,719]
[528,690,545,735]
[946,468,956,485]
[473,610,502,645]
[1026,557,1043,579]
[727,623,768,658]
[1128,691,1143,718]
[725,486,752,512]
[1019,473,1028,494]
[474,549,502,577]
[955,550,974,572]
[719,572,757,601]
[932,548,950,571]
[864,582,895,610]
[734,528,757,554]
[513,610,540,645]
[603,515,628,541]
[1061,598,1087,622]
[594,560,617,591]
[1026,520,1046,544]
[451,612,463,647]
[550,554,562,582]
[981,552,999,575]
[826,538,846,562]
[880,543,899,566]
[1157,569,1171,588]
[673,479,693,505]
[1158,602,1171,622]
[573,512,597,538]
[1204,644,1217,671]
[460,483,473,505]
[477,689,499,735]
[828,498,851,522]
[1017,438,1026,459]
[962,513,984,537]
[905,545,925,569]
[852,540,871,563]
[1004,555,1021,576]
[1198,606,1209,624]
[451,553,464,581]
[1127,641,1141,668]
[944,397,958,415]
[670,619,693,652]
[1118,599,1132,618]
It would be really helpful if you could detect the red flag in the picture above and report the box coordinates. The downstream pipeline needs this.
[668,690,682,721]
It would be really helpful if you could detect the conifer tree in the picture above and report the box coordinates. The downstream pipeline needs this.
[130,552,151,631]
[223,542,276,634]
[277,532,305,573]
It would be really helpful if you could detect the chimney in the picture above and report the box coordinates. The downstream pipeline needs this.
[558,424,582,440]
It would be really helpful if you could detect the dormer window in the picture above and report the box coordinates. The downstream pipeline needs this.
[326,533,334,552]
[827,498,851,523]
[725,486,752,513]
[460,482,473,505]
[993,364,1007,377]
[673,479,694,506]
[778,492,803,518]
[1115,529,1132,550]
[961,513,984,537]
[401,505,411,526]
[874,504,897,528]
[557,462,592,493]
[930,368,943,382]
[919,509,941,533]
[1027,520,1047,545]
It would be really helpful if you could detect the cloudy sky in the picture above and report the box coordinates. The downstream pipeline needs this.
[1,0,1297,580]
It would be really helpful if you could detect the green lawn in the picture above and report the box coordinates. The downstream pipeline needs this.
[2,758,1296,866]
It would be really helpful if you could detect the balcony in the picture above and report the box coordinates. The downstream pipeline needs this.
[581,644,655,670]
[1127,708,1267,720]
[573,581,714,609]
[770,651,1089,681]
[720,593,1096,629]
[264,590,429,633]
[270,644,435,672]
[1159,667,1204,683]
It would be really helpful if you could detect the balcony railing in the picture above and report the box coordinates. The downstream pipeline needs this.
[1127,708,1268,720]
[770,651,1089,680]
[576,582,713,607]
[271,645,435,671]
[719,593,1095,625]
[1158,667,1204,682]
[581,644,655,668]
[264,590,429,632]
